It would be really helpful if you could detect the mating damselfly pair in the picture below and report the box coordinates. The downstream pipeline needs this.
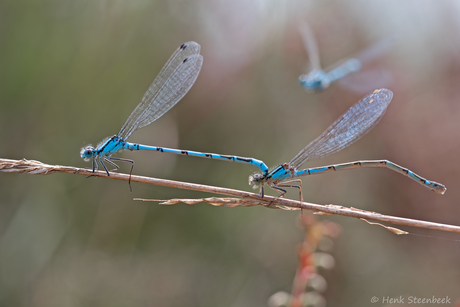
[81,41,446,197]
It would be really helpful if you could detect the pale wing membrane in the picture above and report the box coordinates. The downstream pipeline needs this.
[323,36,396,79]
[118,41,202,140]
[355,36,396,65]
[289,89,393,169]
[338,68,392,94]
[298,20,321,71]
[120,54,203,139]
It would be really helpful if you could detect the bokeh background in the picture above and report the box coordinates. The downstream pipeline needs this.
[1,0,459,306]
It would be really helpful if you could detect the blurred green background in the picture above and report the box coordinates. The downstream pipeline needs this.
[1,0,459,306]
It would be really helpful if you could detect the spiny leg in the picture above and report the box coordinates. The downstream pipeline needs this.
[269,179,304,211]
[275,179,304,202]
[103,157,120,171]
[92,156,97,172]
[108,157,135,192]
[276,179,304,214]
[240,184,264,206]
[99,156,110,176]
[265,184,288,208]
[86,156,100,179]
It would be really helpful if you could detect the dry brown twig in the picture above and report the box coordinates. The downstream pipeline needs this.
[1,158,458,234]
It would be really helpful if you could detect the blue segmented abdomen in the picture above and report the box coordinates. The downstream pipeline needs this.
[123,142,269,173]
[288,160,446,194]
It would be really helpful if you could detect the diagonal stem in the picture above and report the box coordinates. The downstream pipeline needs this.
[0,158,458,234]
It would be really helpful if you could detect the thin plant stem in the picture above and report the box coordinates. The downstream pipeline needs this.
[0,158,458,234]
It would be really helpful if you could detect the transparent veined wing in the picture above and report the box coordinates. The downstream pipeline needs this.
[289,89,393,168]
[323,36,396,85]
[338,67,392,94]
[299,20,321,71]
[118,41,203,140]
[355,35,397,65]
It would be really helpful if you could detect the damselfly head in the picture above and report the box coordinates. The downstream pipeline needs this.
[248,173,264,187]
[80,146,95,161]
